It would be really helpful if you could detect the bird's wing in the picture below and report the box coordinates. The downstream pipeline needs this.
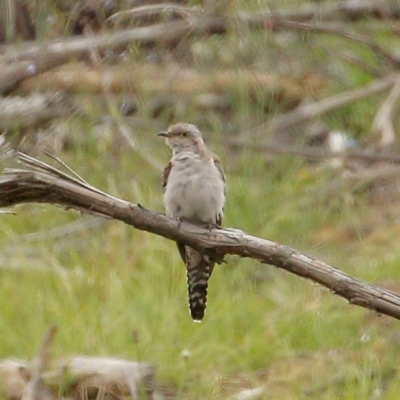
[161,161,173,192]
[212,153,226,226]
[212,154,226,187]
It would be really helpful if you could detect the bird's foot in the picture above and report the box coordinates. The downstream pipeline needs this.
[175,217,183,229]
[204,222,221,231]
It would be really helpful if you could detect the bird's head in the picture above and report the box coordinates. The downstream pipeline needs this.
[158,123,204,154]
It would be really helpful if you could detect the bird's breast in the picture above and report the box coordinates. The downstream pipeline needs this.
[163,157,225,224]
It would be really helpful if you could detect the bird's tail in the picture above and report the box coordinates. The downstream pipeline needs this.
[185,247,214,322]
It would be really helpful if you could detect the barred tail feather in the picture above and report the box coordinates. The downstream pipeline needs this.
[185,247,214,322]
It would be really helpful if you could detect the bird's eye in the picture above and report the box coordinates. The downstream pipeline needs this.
[181,131,188,137]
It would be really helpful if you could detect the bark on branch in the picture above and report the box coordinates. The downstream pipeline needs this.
[1,152,400,321]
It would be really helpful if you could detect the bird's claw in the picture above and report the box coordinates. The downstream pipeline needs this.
[175,217,183,229]
[204,223,221,232]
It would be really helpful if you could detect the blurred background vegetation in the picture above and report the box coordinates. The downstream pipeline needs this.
[2,0,400,398]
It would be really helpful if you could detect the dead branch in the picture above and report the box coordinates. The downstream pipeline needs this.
[0,356,155,400]
[20,64,318,108]
[35,326,57,373]
[109,0,400,28]
[1,153,400,321]
[0,360,30,400]
[260,75,396,136]
[0,4,397,113]
[2,3,398,69]
[372,77,400,145]
[0,54,68,95]
[327,163,400,197]
[46,357,155,399]
[227,139,400,164]
[0,19,218,64]
[0,93,75,131]
[242,0,400,23]
[0,327,156,400]
[108,3,202,25]
[22,327,57,400]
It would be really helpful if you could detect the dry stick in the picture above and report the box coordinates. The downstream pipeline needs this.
[1,5,398,65]
[22,327,57,400]
[0,10,397,70]
[233,12,400,71]
[108,3,201,25]
[243,0,400,23]
[109,0,400,27]
[0,18,222,92]
[0,54,67,95]
[0,144,15,215]
[372,77,400,146]
[3,8,391,64]
[227,140,400,164]
[36,326,57,372]
[1,153,400,321]
[260,74,396,135]
[0,93,75,130]
[0,19,207,64]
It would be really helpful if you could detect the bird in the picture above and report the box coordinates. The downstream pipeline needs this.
[158,122,226,322]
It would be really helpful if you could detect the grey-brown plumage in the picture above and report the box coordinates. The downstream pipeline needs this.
[158,122,226,321]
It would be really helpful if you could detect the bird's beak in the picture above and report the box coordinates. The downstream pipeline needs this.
[157,131,169,137]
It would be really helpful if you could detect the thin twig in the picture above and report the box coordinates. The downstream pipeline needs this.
[0,54,67,95]
[259,75,396,135]
[42,150,90,185]
[16,152,119,201]
[36,326,57,373]
[109,3,201,25]
[22,327,57,400]
[0,20,194,64]
[241,0,400,23]
[372,77,400,145]
[227,140,400,164]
